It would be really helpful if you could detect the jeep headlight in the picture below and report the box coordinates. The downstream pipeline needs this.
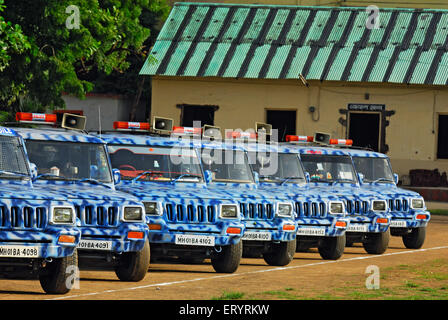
[372,200,387,212]
[220,204,239,218]
[52,207,75,224]
[123,206,144,221]
[143,202,162,216]
[329,201,344,215]
[277,203,293,217]
[411,198,424,209]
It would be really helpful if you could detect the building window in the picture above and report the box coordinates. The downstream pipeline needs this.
[437,115,448,159]
[178,104,218,127]
[266,110,296,142]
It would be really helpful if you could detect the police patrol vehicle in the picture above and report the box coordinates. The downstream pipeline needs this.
[13,112,149,282]
[342,148,430,249]
[197,125,298,266]
[285,133,391,254]
[0,126,81,294]
[245,138,349,260]
[94,119,245,273]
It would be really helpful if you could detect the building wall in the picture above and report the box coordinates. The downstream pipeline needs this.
[169,0,448,9]
[150,76,448,179]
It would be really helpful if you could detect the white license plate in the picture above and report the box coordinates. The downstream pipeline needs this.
[175,235,215,246]
[390,220,407,228]
[347,224,369,232]
[297,227,326,236]
[242,231,272,241]
[0,245,40,258]
[78,240,113,251]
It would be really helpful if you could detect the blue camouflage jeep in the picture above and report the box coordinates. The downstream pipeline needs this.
[13,115,150,282]
[344,148,430,249]
[97,126,246,273]
[0,126,81,294]
[245,140,349,260]
[198,138,298,266]
[295,145,391,254]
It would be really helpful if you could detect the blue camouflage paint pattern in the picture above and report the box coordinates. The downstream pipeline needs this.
[343,148,430,229]
[244,142,349,238]
[0,127,81,259]
[97,133,246,249]
[13,127,148,254]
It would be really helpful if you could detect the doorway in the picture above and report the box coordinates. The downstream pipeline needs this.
[348,112,381,152]
[266,110,297,142]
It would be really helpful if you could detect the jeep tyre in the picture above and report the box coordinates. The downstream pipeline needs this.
[318,234,345,260]
[211,241,242,273]
[362,228,390,254]
[263,239,296,266]
[115,240,150,281]
[402,227,426,249]
[39,249,78,294]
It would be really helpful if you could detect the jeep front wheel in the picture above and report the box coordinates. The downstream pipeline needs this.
[318,234,345,260]
[402,227,426,249]
[263,239,296,266]
[211,241,242,273]
[115,240,150,281]
[362,229,390,254]
[39,249,78,294]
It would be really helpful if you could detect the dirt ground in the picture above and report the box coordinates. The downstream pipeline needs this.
[0,215,447,301]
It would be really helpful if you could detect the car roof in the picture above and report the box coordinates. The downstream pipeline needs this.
[14,127,105,144]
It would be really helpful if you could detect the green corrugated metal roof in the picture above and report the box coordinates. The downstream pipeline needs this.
[140,2,448,86]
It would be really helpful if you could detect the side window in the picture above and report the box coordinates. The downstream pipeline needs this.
[437,115,448,159]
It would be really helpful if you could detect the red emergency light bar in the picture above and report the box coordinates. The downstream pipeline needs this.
[329,139,353,146]
[172,126,202,135]
[16,112,57,124]
[285,135,314,142]
[225,131,257,139]
[113,121,150,131]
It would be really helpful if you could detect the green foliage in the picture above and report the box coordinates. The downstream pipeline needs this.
[0,0,170,113]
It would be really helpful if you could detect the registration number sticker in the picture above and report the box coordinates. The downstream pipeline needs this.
[0,245,39,258]
[390,220,407,228]
[347,224,369,232]
[296,227,326,236]
[78,240,113,251]
[242,232,272,241]
[175,235,215,246]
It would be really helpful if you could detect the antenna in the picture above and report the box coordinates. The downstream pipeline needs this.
[98,106,102,138]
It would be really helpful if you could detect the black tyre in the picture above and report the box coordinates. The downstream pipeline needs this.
[402,227,426,249]
[39,249,78,294]
[115,240,150,281]
[211,241,242,273]
[318,234,345,260]
[263,239,296,266]
[362,229,390,254]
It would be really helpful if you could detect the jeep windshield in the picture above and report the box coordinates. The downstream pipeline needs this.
[352,156,395,184]
[0,135,30,179]
[252,152,305,184]
[24,140,113,183]
[300,154,357,184]
[201,148,254,183]
[108,145,203,182]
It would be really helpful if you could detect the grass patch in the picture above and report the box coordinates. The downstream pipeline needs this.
[211,291,245,300]
[429,209,448,216]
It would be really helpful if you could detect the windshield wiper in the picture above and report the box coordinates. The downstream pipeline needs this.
[370,177,394,183]
[331,178,355,185]
[171,174,201,184]
[32,173,65,182]
[0,170,30,179]
[132,171,153,183]
[280,176,305,185]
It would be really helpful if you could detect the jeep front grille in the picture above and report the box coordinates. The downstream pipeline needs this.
[344,200,369,215]
[295,201,327,218]
[165,204,216,223]
[76,205,119,227]
[0,206,46,230]
[388,199,409,212]
[239,203,274,220]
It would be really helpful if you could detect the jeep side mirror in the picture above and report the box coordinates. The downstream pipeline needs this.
[357,173,364,184]
[112,168,121,185]
[29,163,38,181]
[204,170,213,184]
[253,171,260,184]
[305,172,310,183]
[394,173,399,185]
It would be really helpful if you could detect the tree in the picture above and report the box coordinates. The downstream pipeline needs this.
[0,0,169,118]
